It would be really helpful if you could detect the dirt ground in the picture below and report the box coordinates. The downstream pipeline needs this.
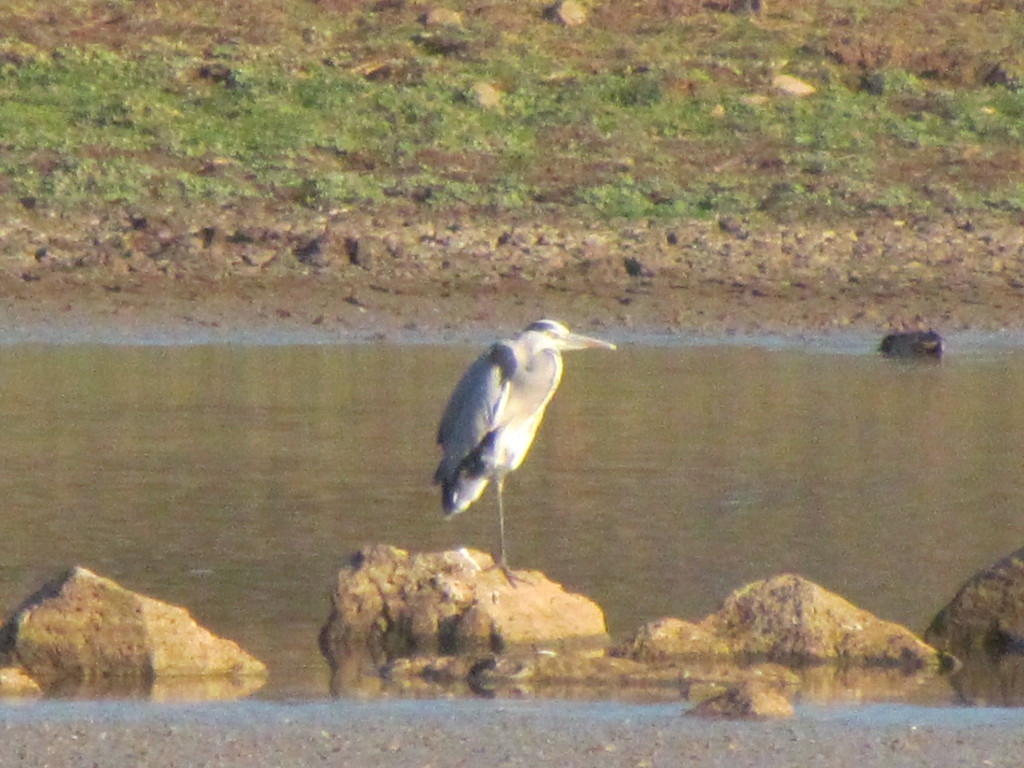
[1,700,1023,768]
[3,208,1023,340]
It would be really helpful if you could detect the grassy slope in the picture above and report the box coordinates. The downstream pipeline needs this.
[0,0,1022,224]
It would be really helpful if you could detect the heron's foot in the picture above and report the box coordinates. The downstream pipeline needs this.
[487,562,523,587]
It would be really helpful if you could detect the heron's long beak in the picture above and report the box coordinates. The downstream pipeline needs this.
[562,332,617,351]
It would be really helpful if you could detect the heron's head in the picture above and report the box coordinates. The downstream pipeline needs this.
[522,319,617,351]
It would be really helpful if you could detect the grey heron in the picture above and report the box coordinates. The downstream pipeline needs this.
[434,319,616,572]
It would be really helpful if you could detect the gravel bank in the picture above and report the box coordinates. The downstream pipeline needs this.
[1,700,1023,768]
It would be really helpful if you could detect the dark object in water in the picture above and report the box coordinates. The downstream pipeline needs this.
[879,330,943,359]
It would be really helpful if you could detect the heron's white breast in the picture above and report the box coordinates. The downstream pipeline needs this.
[492,410,548,472]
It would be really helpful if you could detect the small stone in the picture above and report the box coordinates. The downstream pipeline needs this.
[623,257,653,278]
[422,8,464,27]
[294,231,333,268]
[470,81,503,110]
[772,74,816,97]
[729,0,764,13]
[545,0,588,26]
[345,235,384,269]
[0,667,42,697]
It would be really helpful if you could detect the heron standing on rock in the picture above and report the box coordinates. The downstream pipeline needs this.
[434,319,616,572]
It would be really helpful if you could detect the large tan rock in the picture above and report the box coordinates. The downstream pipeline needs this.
[925,546,1024,658]
[320,545,608,668]
[0,566,266,694]
[617,574,941,669]
[705,574,941,667]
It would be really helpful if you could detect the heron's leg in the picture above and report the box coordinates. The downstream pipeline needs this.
[496,474,507,568]
[494,475,520,586]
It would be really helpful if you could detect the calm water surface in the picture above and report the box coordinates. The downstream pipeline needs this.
[1,336,1022,700]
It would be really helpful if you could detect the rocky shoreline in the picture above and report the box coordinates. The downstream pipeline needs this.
[2,698,1023,768]
[3,542,1024,713]
[0,542,1022,767]
[2,211,1024,338]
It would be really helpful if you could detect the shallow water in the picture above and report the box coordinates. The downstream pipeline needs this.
[0,334,1022,701]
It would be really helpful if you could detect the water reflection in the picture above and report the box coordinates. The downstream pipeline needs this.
[0,341,1023,701]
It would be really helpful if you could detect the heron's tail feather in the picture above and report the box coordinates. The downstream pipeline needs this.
[435,431,496,516]
[440,473,490,516]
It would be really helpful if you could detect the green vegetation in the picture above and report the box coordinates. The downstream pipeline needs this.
[0,0,1022,222]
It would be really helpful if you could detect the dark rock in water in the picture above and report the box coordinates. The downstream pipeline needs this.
[923,546,1024,705]
[879,330,943,358]
[926,546,1024,658]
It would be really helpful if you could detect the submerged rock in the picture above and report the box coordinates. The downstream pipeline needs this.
[0,566,266,696]
[617,574,942,670]
[320,545,608,678]
[614,617,731,661]
[381,647,801,702]
[687,680,795,719]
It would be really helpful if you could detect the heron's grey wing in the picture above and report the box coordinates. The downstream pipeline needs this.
[434,342,517,484]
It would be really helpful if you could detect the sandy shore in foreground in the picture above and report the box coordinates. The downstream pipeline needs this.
[1,700,1022,768]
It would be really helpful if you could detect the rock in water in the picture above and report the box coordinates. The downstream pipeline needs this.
[0,566,266,695]
[687,681,795,719]
[320,545,608,668]
[617,574,941,669]
[879,330,943,358]
[926,546,1024,657]
[705,574,941,667]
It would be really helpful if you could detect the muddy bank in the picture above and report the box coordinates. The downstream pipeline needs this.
[3,211,1024,338]
[1,700,1023,768]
